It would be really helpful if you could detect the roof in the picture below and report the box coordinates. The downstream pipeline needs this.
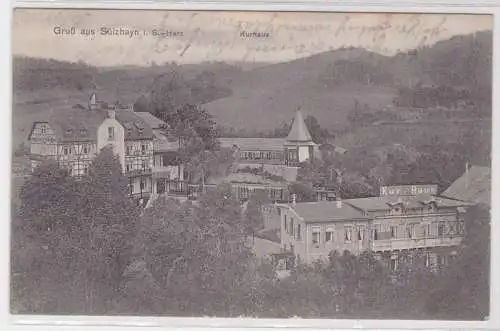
[43,107,108,142]
[283,201,369,223]
[31,106,155,142]
[286,109,313,142]
[114,110,154,140]
[153,131,180,152]
[219,137,287,152]
[345,195,469,212]
[442,166,491,206]
[135,112,167,130]
[281,194,472,223]
[207,172,287,186]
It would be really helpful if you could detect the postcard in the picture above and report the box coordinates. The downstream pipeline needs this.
[9,7,493,325]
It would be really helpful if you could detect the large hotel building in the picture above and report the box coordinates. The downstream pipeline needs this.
[276,183,473,269]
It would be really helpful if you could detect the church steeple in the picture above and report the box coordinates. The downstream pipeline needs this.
[286,107,313,142]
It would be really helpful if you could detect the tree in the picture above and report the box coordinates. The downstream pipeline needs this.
[133,94,150,113]
[76,146,142,312]
[304,115,332,144]
[244,189,270,234]
[139,183,254,316]
[423,204,490,320]
[149,68,194,116]
[18,160,78,235]
[288,181,316,202]
[14,161,85,314]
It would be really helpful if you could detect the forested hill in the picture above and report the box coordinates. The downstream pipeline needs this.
[204,30,492,131]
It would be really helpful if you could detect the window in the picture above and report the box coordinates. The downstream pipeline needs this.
[141,160,147,170]
[390,258,398,271]
[458,222,465,235]
[296,224,302,240]
[326,227,334,242]
[437,255,447,267]
[373,225,380,240]
[141,144,147,155]
[63,146,69,155]
[82,145,89,154]
[127,145,131,155]
[425,252,431,267]
[312,227,321,245]
[290,218,294,236]
[423,224,431,238]
[344,226,352,242]
[40,127,46,134]
[284,216,287,233]
[108,127,115,140]
[390,226,397,239]
[438,222,445,237]
[140,179,145,191]
[126,164,130,172]
[358,228,364,241]
[407,224,415,239]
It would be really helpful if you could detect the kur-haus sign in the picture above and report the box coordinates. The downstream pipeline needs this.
[379,185,438,197]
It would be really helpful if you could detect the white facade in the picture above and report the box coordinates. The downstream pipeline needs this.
[97,114,126,172]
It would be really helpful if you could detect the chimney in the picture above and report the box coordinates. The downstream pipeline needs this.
[108,110,116,119]
[292,193,297,206]
[336,196,342,208]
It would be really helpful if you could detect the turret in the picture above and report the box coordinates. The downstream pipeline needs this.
[284,108,317,165]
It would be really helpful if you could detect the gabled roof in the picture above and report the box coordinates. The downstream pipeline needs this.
[42,107,108,142]
[286,109,313,142]
[442,166,491,206]
[29,107,154,142]
[114,110,154,140]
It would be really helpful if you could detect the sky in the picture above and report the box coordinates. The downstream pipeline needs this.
[12,9,493,67]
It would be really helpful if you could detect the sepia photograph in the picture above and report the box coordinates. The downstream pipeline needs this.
[10,8,492,321]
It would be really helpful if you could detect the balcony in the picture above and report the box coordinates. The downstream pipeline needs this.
[126,168,153,177]
[372,235,463,252]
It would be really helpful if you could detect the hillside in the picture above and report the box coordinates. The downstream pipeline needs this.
[12,57,243,148]
[12,30,492,154]
[205,30,492,131]
[205,48,397,131]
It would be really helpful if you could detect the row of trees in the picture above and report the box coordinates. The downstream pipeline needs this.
[11,145,489,319]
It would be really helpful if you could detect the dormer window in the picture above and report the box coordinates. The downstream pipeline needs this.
[80,128,87,136]
[65,129,72,135]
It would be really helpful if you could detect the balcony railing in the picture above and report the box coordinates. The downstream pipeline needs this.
[372,235,463,252]
[126,168,153,177]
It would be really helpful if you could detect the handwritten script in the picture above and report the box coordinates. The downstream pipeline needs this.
[39,11,480,65]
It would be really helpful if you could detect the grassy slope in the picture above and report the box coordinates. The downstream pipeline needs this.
[205,48,398,131]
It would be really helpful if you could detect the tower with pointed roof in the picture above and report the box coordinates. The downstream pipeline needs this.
[88,91,98,111]
[284,108,318,165]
